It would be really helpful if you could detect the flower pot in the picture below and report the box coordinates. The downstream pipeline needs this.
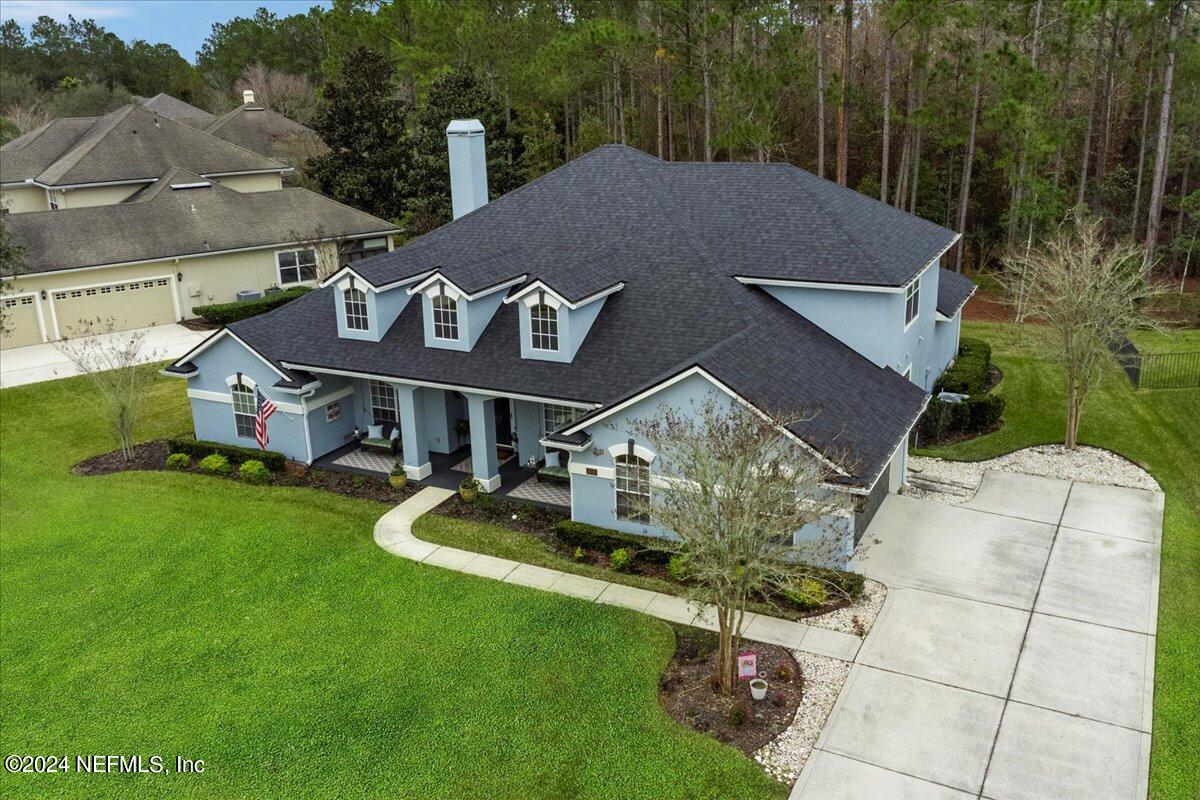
[389,474,408,490]
[749,678,769,701]
[460,487,478,503]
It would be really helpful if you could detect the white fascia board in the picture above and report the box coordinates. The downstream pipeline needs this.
[407,271,527,301]
[540,436,592,452]
[734,276,904,294]
[280,361,601,410]
[559,365,850,478]
[504,280,625,310]
[201,167,293,177]
[168,327,290,381]
[853,391,932,497]
[319,265,432,293]
[12,177,157,191]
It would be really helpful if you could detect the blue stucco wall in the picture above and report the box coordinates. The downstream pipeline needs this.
[932,311,963,380]
[761,262,946,391]
[420,290,506,351]
[517,296,608,363]
[186,334,311,462]
[305,376,357,459]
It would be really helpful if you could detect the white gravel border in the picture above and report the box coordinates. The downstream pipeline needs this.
[804,579,886,637]
[907,444,1158,506]
[754,651,850,785]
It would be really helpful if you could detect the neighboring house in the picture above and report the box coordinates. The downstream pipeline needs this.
[0,98,392,349]
[166,121,974,561]
[204,91,324,159]
[138,93,216,130]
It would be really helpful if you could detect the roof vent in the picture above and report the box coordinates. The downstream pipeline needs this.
[170,181,212,191]
[242,89,255,104]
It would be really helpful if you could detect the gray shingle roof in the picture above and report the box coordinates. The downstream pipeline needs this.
[4,169,399,275]
[204,103,322,158]
[139,93,215,130]
[0,105,288,187]
[936,267,976,317]
[225,146,945,488]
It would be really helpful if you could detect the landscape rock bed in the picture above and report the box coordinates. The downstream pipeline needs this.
[908,444,1159,506]
[754,650,850,785]
[803,578,886,637]
[659,626,803,758]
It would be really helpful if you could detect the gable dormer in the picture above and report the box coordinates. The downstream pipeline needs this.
[504,280,624,363]
[408,271,525,352]
[324,267,417,343]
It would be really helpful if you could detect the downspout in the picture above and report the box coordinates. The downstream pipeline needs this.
[299,386,319,464]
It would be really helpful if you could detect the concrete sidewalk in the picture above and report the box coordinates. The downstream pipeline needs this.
[373,486,863,662]
[0,323,209,388]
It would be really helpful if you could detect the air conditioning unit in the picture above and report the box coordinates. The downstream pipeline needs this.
[235,290,262,303]
[185,283,202,297]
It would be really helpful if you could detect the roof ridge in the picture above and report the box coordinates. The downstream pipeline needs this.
[142,104,290,170]
[782,167,887,281]
[203,104,246,134]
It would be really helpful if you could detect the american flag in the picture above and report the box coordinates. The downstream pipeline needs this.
[255,388,277,450]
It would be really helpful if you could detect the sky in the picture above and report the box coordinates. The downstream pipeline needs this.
[1,1,333,63]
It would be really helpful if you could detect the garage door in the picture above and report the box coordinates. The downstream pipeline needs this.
[0,295,42,350]
[51,278,176,336]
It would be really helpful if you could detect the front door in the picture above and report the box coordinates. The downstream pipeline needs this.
[494,398,513,448]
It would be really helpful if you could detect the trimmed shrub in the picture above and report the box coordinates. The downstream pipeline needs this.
[609,548,632,572]
[553,520,671,564]
[191,286,312,326]
[239,459,271,485]
[165,453,190,470]
[935,337,992,395]
[667,554,689,582]
[783,577,828,612]
[966,393,1005,433]
[167,438,285,471]
[198,454,232,475]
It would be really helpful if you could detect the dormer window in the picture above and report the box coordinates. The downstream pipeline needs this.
[344,287,369,330]
[530,303,559,350]
[432,294,459,340]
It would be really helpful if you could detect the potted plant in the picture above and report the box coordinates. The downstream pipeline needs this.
[459,476,480,503]
[389,460,408,490]
[749,678,769,701]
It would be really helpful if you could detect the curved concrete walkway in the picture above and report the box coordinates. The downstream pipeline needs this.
[373,486,863,662]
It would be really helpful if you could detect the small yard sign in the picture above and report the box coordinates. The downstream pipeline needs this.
[737,652,757,680]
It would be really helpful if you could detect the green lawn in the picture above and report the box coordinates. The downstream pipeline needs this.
[915,321,1200,800]
[1129,327,1200,354]
[0,375,782,800]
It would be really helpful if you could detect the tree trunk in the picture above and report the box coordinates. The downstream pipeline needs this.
[1076,18,1108,207]
[881,32,893,201]
[1051,22,1076,189]
[1132,58,1157,237]
[954,24,986,273]
[1095,15,1121,181]
[893,49,915,207]
[612,52,627,145]
[1146,1,1182,263]
[816,8,827,178]
[836,0,853,186]
[1010,0,1043,241]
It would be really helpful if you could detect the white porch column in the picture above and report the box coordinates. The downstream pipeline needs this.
[464,392,500,492]
[395,385,431,480]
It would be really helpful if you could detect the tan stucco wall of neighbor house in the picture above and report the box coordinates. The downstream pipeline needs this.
[213,172,283,193]
[0,186,49,213]
[1,239,364,346]
[57,183,145,208]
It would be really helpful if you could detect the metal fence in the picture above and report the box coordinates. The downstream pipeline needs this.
[1111,337,1200,389]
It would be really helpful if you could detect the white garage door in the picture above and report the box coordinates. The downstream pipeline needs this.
[51,278,176,337]
[0,295,42,350]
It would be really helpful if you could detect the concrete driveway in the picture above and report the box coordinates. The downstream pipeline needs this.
[792,471,1163,800]
[0,323,209,388]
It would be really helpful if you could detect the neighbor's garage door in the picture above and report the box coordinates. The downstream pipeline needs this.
[51,278,176,336]
[0,295,42,350]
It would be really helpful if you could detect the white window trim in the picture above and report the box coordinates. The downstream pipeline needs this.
[325,399,342,423]
[431,294,460,341]
[275,247,319,287]
[529,302,559,351]
[343,287,370,331]
[903,277,921,331]
[225,373,257,390]
[607,442,656,463]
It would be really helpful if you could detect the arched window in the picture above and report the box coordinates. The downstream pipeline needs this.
[344,287,369,330]
[231,382,256,439]
[529,303,559,351]
[614,453,651,523]
[432,295,459,340]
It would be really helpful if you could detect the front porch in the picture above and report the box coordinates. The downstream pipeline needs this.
[313,440,573,511]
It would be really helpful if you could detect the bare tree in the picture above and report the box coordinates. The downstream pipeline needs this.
[835,0,853,186]
[288,224,364,282]
[955,20,989,273]
[235,63,318,124]
[3,100,51,136]
[1000,215,1163,449]
[628,395,851,694]
[1145,1,1183,262]
[54,323,163,461]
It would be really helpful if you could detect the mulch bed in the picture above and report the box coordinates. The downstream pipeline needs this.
[659,626,802,756]
[72,440,419,504]
[432,494,568,535]
[178,318,219,331]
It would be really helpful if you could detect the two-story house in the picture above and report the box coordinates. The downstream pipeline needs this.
[0,99,394,349]
[166,120,974,560]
